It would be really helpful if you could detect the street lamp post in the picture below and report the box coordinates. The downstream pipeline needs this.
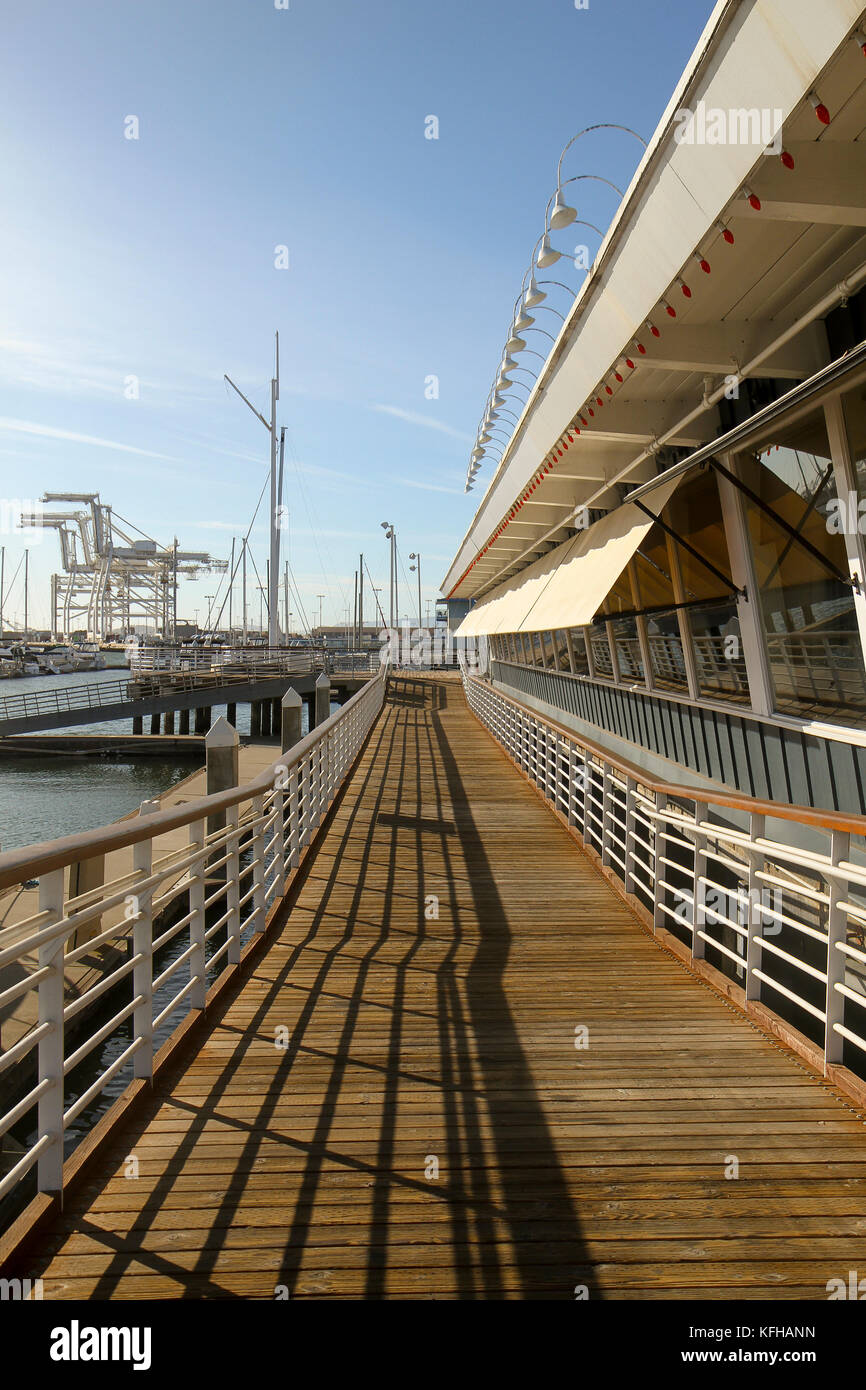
[380,523,397,629]
[409,553,422,630]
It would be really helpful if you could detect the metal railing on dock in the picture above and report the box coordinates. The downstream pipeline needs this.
[0,668,386,1203]
[465,671,866,1090]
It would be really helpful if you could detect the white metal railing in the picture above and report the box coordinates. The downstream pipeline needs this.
[0,668,386,1204]
[128,645,328,676]
[464,672,866,1091]
[766,630,866,708]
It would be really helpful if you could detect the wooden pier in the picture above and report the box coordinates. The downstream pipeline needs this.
[9,673,866,1300]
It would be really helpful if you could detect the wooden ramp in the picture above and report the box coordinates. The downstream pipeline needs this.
[24,674,866,1299]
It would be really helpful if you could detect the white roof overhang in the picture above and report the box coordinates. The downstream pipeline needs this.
[443,0,866,605]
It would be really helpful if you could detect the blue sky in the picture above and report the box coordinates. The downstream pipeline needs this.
[0,0,713,633]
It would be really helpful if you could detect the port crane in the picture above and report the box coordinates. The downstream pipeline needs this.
[19,493,227,641]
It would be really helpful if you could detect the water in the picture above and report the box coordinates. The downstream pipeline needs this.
[0,667,319,850]
[0,670,200,851]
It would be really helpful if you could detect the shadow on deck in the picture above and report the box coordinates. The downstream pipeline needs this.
[13,674,866,1299]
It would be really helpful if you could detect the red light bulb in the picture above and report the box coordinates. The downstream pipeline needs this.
[780,149,794,170]
[810,93,830,125]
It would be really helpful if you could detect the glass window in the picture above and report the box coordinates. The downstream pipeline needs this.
[531,632,545,667]
[552,630,572,671]
[689,599,749,701]
[541,631,555,668]
[568,628,590,676]
[738,409,866,722]
[590,627,615,679]
[645,610,689,692]
[610,616,645,684]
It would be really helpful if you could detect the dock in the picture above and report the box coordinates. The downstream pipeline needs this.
[6,673,866,1299]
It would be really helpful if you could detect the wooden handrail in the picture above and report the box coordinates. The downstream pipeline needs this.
[470,675,866,837]
[0,669,386,892]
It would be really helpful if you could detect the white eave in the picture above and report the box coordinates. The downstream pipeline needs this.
[442,0,866,602]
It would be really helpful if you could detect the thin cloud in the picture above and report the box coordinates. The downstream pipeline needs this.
[396,477,464,495]
[0,416,184,463]
[372,404,472,442]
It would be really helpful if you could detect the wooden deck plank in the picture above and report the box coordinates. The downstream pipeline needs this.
[21,673,866,1300]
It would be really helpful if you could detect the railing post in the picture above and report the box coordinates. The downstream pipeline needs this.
[272,770,287,899]
[188,819,207,1009]
[824,829,851,1069]
[745,813,766,1000]
[251,793,267,933]
[37,868,65,1193]
[624,776,637,896]
[652,794,665,933]
[601,764,612,867]
[133,799,159,1080]
[583,754,593,849]
[691,802,708,960]
[226,801,242,965]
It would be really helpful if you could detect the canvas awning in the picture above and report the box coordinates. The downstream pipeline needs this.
[455,474,683,638]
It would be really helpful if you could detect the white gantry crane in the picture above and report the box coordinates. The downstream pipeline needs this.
[19,493,228,641]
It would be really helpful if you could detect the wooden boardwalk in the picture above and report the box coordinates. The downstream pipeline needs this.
[22,673,866,1299]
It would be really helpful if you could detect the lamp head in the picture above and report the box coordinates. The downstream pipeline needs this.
[536,235,561,269]
[549,188,577,230]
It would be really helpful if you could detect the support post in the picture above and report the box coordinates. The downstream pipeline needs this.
[133,799,159,1080]
[226,802,241,965]
[150,713,160,734]
[163,710,175,734]
[188,820,207,1010]
[37,869,65,1192]
[250,701,261,737]
[314,670,331,727]
[824,829,851,1068]
[67,854,106,950]
[745,814,766,1000]
[281,687,302,752]
[206,716,239,847]
[179,708,190,735]
[132,715,143,735]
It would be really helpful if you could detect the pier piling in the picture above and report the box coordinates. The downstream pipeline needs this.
[281,687,302,752]
[205,717,239,856]
[314,671,331,727]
